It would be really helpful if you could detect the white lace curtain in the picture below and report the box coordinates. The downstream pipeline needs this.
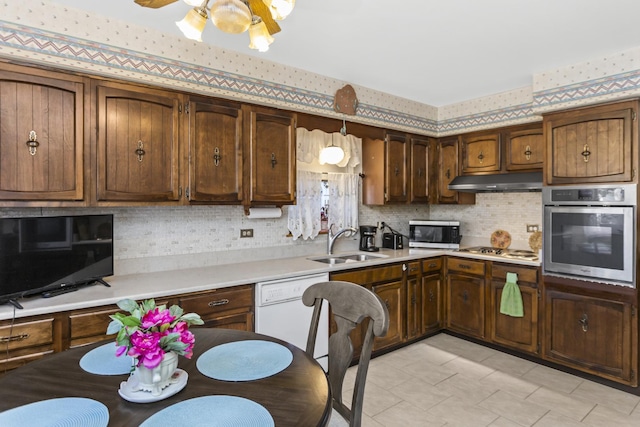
[296,128,361,168]
[287,170,323,240]
[327,172,359,231]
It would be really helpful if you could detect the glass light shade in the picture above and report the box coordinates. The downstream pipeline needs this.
[248,20,274,52]
[210,0,252,34]
[176,8,208,42]
[183,0,205,6]
[263,0,295,20]
[319,145,345,165]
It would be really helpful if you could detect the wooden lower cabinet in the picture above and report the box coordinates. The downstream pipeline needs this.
[176,285,254,331]
[330,262,406,359]
[421,259,443,335]
[0,316,57,371]
[0,284,254,373]
[489,263,539,354]
[372,279,404,351]
[543,280,637,386]
[446,257,486,338]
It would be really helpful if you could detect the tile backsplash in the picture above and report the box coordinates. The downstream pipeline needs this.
[0,192,541,275]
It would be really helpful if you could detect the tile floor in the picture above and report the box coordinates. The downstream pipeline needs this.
[341,334,640,427]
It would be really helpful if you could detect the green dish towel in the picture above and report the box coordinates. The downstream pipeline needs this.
[500,272,524,317]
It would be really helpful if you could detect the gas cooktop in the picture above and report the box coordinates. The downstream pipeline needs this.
[456,246,539,261]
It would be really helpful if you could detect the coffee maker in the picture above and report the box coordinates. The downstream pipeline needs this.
[359,225,379,252]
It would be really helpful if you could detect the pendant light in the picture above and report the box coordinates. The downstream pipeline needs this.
[319,120,347,165]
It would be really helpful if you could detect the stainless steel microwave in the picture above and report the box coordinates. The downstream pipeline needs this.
[409,220,461,249]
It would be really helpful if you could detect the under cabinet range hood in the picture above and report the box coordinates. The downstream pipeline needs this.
[448,172,542,193]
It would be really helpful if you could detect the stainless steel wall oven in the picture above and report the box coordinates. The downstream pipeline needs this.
[543,184,636,287]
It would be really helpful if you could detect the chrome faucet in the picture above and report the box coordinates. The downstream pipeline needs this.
[327,225,358,254]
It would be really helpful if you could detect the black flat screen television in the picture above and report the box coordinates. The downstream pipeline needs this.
[0,214,114,308]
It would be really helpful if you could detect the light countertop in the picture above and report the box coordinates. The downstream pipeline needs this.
[0,247,540,321]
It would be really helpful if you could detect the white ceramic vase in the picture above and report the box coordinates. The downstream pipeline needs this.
[133,351,178,396]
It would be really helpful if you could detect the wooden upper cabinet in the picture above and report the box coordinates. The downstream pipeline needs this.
[437,136,475,204]
[385,132,409,203]
[461,131,501,174]
[0,64,85,202]
[95,81,181,202]
[188,98,243,203]
[437,137,459,203]
[505,124,544,171]
[244,105,296,206]
[409,135,431,203]
[544,100,637,184]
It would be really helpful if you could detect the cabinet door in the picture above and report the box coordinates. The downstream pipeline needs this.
[544,101,636,184]
[437,137,459,203]
[406,261,422,340]
[446,273,485,338]
[385,132,408,203]
[372,279,404,351]
[437,137,474,205]
[96,82,181,202]
[461,132,501,174]
[544,288,636,385]
[0,65,85,201]
[409,136,430,203]
[490,268,539,355]
[421,272,442,335]
[188,98,243,203]
[245,106,296,205]
[505,124,544,171]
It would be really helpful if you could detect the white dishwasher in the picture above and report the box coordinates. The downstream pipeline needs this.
[255,272,329,370]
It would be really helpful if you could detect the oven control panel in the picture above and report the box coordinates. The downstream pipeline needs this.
[543,184,637,206]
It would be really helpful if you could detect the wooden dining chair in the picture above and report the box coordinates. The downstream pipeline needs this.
[302,280,390,427]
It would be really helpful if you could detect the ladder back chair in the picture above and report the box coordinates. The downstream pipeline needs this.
[302,280,390,427]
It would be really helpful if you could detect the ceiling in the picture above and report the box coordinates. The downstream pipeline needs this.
[49,0,640,107]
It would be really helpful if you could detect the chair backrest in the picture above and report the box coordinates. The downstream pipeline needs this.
[302,280,389,427]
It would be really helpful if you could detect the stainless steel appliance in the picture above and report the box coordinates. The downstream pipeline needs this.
[409,220,461,249]
[359,225,379,252]
[543,184,636,287]
[456,246,539,261]
[255,273,330,370]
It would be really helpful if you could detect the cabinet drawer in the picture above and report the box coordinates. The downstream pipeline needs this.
[422,257,442,273]
[406,261,422,277]
[447,257,485,276]
[178,285,253,316]
[0,318,54,351]
[69,306,121,348]
[492,263,538,284]
[331,263,404,285]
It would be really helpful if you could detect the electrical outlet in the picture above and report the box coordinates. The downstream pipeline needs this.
[526,224,539,233]
[240,229,254,238]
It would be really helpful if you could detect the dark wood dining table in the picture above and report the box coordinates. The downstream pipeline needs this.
[0,328,331,426]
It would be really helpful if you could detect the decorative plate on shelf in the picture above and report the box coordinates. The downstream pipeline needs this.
[529,231,542,252]
[490,229,512,249]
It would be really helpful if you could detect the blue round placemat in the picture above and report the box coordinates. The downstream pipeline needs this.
[196,340,293,381]
[140,395,274,427]
[79,342,133,375]
[0,397,109,427]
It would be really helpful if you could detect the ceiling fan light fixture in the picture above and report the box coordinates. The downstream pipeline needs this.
[210,0,252,34]
[176,7,208,42]
[319,145,345,165]
[262,0,295,20]
[248,18,274,52]
[183,0,206,6]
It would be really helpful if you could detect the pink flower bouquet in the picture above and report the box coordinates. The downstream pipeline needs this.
[107,298,203,369]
